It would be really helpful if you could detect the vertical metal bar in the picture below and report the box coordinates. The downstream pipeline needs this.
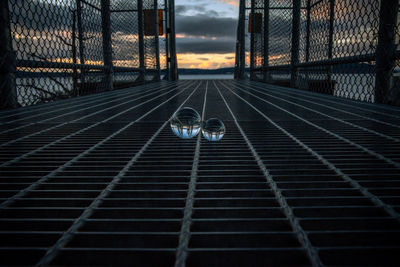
[327,0,335,82]
[235,0,246,79]
[250,0,255,80]
[164,0,169,80]
[138,0,146,82]
[71,9,78,96]
[234,19,240,79]
[375,0,399,104]
[153,0,161,81]
[291,0,301,88]
[304,0,311,86]
[305,0,311,62]
[101,0,113,91]
[263,0,270,82]
[0,0,17,109]
[76,0,85,83]
[169,0,178,80]
[234,30,239,79]
[240,0,246,79]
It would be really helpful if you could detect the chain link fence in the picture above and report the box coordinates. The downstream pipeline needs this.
[0,0,174,108]
[237,0,400,106]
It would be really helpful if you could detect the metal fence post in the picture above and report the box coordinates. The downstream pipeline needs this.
[234,0,246,80]
[327,0,335,82]
[0,0,17,109]
[137,0,146,82]
[154,0,161,81]
[304,0,311,84]
[263,0,270,82]
[168,0,178,80]
[164,0,169,80]
[101,0,114,91]
[305,0,311,63]
[76,0,85,84]
[234,27,240,79]
[71,9,78,96]
[290,0,301,88]
[250,0,255,80]
[234,26,241,79]
[375,0,399,104]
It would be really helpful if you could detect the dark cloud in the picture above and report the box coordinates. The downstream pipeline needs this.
[177,39,235,54]
[198,57,209,60]
[225,56,234,59]
[176,5,208,15]
[176,15,237,38]
[175,5,188,15]
[174,10,238,55]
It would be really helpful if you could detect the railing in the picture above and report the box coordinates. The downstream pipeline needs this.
[235,0,400,106]
[0,0,178,109]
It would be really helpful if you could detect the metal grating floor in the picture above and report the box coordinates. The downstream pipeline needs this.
[1,80,400,266]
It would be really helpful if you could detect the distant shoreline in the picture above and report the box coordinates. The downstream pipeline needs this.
[179,74,233,80]
[16,63,397,78]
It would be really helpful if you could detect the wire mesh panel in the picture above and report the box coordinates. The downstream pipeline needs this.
[158,0,167,72]
[8,0,80,106]
[143,0,158,81]
[110,0,140,84]
[79,0,109,94]
[268,0,292,66]
[1,0,174,109]
[392,10,400,103]
[240,0,400,106]
[304,0,381,102]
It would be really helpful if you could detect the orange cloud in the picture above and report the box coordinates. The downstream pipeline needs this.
[177,53,236,69]
[218,0,239,7]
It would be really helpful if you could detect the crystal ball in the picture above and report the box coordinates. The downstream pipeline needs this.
[170,107,201,139]
[202,118,225,141]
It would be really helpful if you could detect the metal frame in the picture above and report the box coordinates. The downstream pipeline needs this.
[375,0,399,104]
[234,0,246,79]
[168,0,178,81]
[238,0,400,106]
[101,0,113,91]
[263,0,269,82]
[1,0,179,109]
[153,0,161,82]
[290,0,301,87]
[0,0,17,108]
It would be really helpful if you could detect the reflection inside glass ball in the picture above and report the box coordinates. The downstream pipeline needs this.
[170,107,201,139]
[202,118,226,141]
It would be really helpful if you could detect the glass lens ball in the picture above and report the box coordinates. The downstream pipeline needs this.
[202,118,225,141]
[170,107,201,139]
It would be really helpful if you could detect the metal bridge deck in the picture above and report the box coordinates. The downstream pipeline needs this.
[1,80,400,266]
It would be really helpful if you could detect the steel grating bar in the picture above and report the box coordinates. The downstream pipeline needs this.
[223,81,400,169]
[0,82,194,167]
[239,82,400,141]
[0,81,180,134]
[175,81,208,267]
[246,81,400,120]
[36,82,202,265]
[214,81,322,266]
[1,80,400,266]
[0,82,200,208]
[245,81,400,129]
[218,81,400,221]
[0,82,191,147]
[0,81,170,123]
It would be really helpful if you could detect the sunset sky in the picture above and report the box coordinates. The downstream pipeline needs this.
[174,0,239,69]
